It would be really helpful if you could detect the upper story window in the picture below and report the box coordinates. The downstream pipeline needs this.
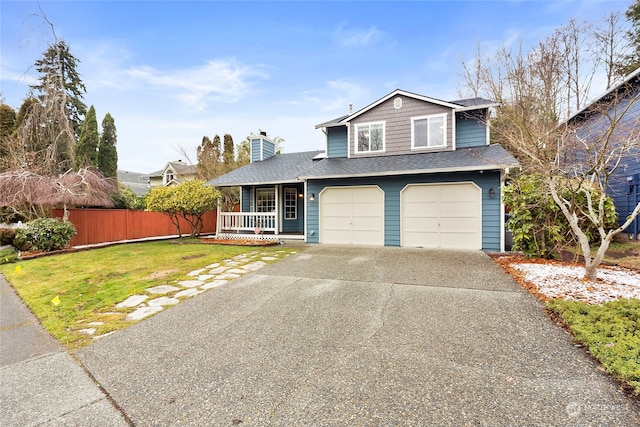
[355,122,385,153]
[164,170,175,185]
[411,114,447,149]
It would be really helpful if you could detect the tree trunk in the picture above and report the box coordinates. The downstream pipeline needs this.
[63,203,70,222]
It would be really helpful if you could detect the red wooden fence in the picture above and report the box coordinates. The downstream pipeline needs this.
[51,208,217,247]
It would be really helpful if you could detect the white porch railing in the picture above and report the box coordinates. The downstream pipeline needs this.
[218,212,277,234]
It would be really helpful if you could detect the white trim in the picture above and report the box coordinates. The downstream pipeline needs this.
[354,121,386,154]
[410,113,447,150]
[298,164,514,181]
[452,110,457,151]
[303,181,308,242]
[347,122,351,158]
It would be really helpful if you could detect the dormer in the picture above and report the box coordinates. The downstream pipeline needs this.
[250,131,276,163]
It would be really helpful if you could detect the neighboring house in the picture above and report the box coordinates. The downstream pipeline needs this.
[565,69,640,240]
[209,89,519,251]
[148,160,197,188]
[117,170,151,197]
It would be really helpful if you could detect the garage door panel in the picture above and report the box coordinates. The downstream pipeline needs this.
[402,183,481,250]
[320,187,384,246]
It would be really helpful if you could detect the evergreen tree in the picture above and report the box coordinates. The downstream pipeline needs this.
[618,0,640,76]
[13,98,38,132]
[223,133,235,169]
[0,103,16,170]
[0,103,16,138]
[75,105,99,169]
[30,40,87,137]
[98,113,118,178]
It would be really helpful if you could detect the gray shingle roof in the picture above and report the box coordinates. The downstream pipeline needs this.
[208,150,324,186]
[300,144,519,179]
[209,145,519,187]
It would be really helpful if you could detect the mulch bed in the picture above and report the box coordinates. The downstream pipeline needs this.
[199,238,281,247]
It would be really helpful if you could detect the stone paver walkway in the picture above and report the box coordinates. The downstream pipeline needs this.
[77,249,297,337]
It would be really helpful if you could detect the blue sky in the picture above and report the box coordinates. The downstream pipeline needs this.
[0,0,631,173]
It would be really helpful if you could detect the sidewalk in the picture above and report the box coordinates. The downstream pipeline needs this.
[0,274,129,426]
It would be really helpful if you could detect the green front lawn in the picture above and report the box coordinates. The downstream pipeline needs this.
[0,240,297,350]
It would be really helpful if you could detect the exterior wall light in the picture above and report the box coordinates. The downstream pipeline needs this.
[309,193,315,201]
[488,187,496,199]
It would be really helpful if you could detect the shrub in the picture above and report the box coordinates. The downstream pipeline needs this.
[0,247,18,264]
[547,298,640,395]
[13,218,77,252]
[504,174,617,258]
[0,228,15,246]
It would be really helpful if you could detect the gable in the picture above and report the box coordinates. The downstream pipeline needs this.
[348,95,454,157]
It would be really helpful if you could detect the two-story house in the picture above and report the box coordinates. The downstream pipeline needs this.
[565,68,640,240]
[148,160,197,188]
[209,89,519,251]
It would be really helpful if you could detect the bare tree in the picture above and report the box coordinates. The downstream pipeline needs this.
[462,16,640,280]
[0,168,116,222]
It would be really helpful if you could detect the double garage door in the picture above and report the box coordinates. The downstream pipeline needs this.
[319,183,482,250]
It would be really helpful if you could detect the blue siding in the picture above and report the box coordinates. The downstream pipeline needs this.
[250,137,276,162]
[281,184,305,233]
[251,139,261,163]
[263,140,275,159]
[327,126,348,158]
[455,112,487,148]
[306,172,503,251]
[241,187,252,212]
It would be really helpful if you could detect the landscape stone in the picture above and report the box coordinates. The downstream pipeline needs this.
[243,261,266,271]
[201,280,228,290]
[147,297,180,307]
[126,306,163,321]
[86,322,104,326]
[175,289,203,298]
[261,256,277,261]
[177,280,204,288]
[225,261,241,266]
[146,285,180,295]
[196,274,215,281]
[116,295,148,308]
[208,267,228,274]
[215,273,241,280]
[78,328,97,336]
[187,269,206,277]
[204,263,220,269]
[226,268,247,274]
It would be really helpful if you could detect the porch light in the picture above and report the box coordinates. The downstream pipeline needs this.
[488,187,496,199]
[627,176,634,182]
[309,193,315,201]
[298,192,304,198]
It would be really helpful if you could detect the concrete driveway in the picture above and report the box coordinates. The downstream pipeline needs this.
[77,245,639,426]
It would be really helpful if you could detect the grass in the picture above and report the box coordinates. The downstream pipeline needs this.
[0,239,298,350]
[562,239,640,270]
[547,298,640,395]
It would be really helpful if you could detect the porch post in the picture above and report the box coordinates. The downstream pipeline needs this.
[275,185,280,235]
[216,197,221,237]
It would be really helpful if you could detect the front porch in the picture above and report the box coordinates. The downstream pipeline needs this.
[215,183,306,240]
[216,212,304,240]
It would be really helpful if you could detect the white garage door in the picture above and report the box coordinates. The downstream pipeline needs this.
[401,183,481,250]
[320,186,384,245]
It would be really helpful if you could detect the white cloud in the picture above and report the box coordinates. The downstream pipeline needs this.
[335,24,385,48]
[122,59,268,110]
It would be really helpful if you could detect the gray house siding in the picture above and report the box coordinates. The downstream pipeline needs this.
[306,171,502,251]
[327,126,348,158]
[455,112,487,148]
[349,96,453,158]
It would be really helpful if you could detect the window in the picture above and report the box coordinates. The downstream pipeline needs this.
[164,170,175,185]
[355,122,385,153]
[412,114,447,149]
[284,188,297,220]
[256,188,275,212]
